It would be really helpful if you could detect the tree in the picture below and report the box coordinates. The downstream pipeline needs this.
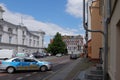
[47,32,67,55]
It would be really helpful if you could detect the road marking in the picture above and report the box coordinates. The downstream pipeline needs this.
[16,77,23,80]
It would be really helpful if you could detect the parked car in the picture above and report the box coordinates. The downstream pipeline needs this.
[30,52,44,58]
[56,53,62,57]
[70,54,78,59]
[0,57,52,73]
[42,52,47,57]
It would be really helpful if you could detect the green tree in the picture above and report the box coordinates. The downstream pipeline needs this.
[47,32,67,55]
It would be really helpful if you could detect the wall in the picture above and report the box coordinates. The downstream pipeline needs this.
[108,0,120,80]
[90,0,103,60]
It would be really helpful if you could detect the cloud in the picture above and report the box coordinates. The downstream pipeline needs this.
[66,0,83,18]
[0,3,78,37]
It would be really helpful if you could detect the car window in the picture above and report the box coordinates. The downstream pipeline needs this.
[24,59,37,62]
[12,58,21,62]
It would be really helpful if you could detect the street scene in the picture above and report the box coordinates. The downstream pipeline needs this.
[0,55,87,80]
[0,0,120,80]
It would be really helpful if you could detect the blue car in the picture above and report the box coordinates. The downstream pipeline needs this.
[0,57,52,73]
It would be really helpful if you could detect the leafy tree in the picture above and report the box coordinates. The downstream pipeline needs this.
[47,32,67,55]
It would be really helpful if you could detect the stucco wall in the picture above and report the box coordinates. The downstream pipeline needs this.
[90,0,103,59]
[108,0,120,80]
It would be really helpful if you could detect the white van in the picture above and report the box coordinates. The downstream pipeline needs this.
[0,49,15,60]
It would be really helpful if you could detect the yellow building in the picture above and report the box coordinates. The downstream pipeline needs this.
[88,0,103,61]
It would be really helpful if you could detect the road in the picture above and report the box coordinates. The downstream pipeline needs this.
[0,55,75,80]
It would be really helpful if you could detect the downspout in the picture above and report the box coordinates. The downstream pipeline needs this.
[83,0,104,35]
[103,18,108,80]
[103,0,111,80]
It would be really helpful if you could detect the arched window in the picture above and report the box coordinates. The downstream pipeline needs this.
[8,28,12,34]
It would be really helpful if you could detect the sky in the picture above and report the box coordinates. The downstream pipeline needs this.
[0,0,85,47]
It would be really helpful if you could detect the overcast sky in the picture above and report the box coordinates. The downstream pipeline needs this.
[0,0,85,47]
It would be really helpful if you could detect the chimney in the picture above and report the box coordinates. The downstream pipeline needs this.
[0,6,5,20]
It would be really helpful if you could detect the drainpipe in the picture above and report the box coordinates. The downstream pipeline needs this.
[83,0,104,35]
[103,18,108,80]
[103,0,111,80]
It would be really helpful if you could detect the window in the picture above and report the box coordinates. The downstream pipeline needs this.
[22,31,25,38]
[22,39,25,45]
[24,59,37,62]
[9,36,12,43]
[22,31,24,35]
[8,28,12,34]
[33,40,35,46]
[0,35,2,42]
[0,25,3,31]
[29,39,31,46]
[12,58,21,62]
[37,41,39,46]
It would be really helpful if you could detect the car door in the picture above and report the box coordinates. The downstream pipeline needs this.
[24,58,39,70]
[29,59,39,70]
[12,58,24,70]
[15,58,30,70]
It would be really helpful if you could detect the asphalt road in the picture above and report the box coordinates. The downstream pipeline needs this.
[0,55,73,80]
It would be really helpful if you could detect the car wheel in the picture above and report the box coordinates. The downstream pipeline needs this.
[6,67,15,74]
[40,66,47,72]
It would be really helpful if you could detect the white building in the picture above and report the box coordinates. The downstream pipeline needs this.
[0,7,45,54]
[62,35,83,54]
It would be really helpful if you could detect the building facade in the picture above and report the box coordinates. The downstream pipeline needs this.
[87,0,103,60]
[62,35,83,54]
[99,0,120,80]
[87,0,120,80]
[0,7,45,54]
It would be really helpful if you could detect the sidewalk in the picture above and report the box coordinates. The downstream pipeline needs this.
[73,62,103,80]
[66,58,94,80]
[43,58,94,80]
